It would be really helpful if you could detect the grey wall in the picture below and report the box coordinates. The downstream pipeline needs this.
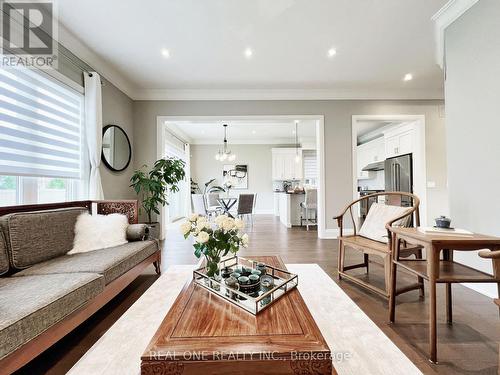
[133,100,447,229]
[100,82,135,199]
[444,0,500,297]
[190,144,274,212]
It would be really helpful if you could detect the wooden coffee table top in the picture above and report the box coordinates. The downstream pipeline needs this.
[141,256,332,373]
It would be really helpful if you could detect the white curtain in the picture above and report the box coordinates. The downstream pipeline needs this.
[84,71,104,199]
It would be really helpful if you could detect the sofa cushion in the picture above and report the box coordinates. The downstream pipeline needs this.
[14,240,158,284]
[0,273,104,360]
[0,207,88,269]
[358,203,412,243]
[0,231,9,275]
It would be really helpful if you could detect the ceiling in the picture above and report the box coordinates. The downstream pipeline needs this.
[56,0,447,99]
[166,119,316,144]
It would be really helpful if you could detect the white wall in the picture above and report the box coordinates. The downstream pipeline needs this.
[190,144,274,213]
[444,0,500,297]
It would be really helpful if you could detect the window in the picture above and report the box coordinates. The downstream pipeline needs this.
[303,150,318,186]
[0,66,86,206]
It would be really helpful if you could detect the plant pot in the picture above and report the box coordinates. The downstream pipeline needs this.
[145,222,160,240]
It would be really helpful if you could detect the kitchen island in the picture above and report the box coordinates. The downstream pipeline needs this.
[276,191,305,228]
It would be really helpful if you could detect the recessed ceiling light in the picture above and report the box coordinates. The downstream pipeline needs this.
[327,48,337,58]
[244,47,253,58]
[161,48,170,58]
[252,130,256,134]
[403,73,413,81]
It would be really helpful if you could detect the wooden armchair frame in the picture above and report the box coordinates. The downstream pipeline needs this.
[478,249,500,310]
[334,192,424,299]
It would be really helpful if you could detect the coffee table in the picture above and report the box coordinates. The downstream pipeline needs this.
[141,256,333,374]
[69,263,422,375]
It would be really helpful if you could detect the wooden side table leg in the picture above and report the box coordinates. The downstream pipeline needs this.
[428,245,440,364]
[446,283,452,324]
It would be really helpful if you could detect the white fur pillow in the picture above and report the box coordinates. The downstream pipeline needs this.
[69,213,128,254]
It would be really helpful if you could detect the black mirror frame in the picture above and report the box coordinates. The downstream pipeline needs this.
[101,124,132,172]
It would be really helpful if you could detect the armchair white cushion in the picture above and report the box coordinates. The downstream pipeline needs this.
[358,203,411,243]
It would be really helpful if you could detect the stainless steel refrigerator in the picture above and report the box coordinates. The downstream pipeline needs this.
[384,154,413,207]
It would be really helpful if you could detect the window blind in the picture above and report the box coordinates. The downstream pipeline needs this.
[0,67,83,179]
[303,150,317,180]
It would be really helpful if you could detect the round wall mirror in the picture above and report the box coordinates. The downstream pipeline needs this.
[101,125,131,172]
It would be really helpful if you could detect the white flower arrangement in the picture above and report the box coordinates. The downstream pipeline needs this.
[181,214,249,277]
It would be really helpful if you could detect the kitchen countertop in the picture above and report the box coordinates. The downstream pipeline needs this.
[274,190,305,195]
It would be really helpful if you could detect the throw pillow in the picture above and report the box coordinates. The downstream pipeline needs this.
[358,203,412,243]
[69,213,128,254]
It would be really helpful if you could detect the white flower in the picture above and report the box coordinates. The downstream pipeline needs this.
[215,214,228,227]
[241,233,249,247]
[222,217,235,232]
[196,217,209,231]
[234,218,245,230]
[189,213,199,222]
[180,221,192,235]
[195,231,210,243]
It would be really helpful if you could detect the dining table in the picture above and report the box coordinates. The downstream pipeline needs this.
[388,226,500,364]
[217,197,238,218]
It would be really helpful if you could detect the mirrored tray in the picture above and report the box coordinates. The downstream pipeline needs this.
[193,256,298,315]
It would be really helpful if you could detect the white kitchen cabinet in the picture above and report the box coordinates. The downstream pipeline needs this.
[356,137,385,179]
[272,148,303,180]
[384,126,414,158]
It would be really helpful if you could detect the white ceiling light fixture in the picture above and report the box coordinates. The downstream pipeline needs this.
[215,124,236,161]
[327,48,337,58]
[294,121,300,163]
[161,48,170,58]
[244,47,253,58]
[404,73,413,81]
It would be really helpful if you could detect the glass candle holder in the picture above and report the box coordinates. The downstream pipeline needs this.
[260,275,274,306]
[256,262,267,275]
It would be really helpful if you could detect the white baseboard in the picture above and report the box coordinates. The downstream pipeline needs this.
[319,228,354,239]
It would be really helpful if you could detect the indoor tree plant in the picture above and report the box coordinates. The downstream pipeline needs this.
[181,214,249,279]
[130,157,186,238]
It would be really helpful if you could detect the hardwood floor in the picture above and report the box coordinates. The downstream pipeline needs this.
[15,215,499,375]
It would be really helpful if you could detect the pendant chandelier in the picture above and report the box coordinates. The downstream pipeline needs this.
[215,124,236,161]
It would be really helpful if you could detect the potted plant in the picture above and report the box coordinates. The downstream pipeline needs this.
[181,214,249,279]
[130,157,186,238]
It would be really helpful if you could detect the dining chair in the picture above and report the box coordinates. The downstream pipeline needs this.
[334,192,424,299]
[300,187,317,230]
[237,194,255,226]
[206,193,222,217]
[191,194,207,216]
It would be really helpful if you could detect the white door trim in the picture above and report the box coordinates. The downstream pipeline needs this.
[351,114,428,226]
[156,115,327,239]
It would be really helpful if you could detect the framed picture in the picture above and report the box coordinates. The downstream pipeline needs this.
[223,164,248,189]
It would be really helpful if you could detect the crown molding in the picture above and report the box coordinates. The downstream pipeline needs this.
[133,87,444,101]
[57,23,138,99]
[432,0,480,69]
